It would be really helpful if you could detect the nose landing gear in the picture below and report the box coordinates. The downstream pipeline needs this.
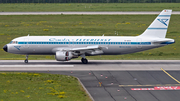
[24,55,28,63]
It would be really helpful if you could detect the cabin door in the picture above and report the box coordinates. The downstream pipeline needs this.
[23,38,29,48]
[69,39,74,47]
[136,38,142,48]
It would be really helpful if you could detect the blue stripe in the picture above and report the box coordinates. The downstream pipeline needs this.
[158,15,171,17]
[18,42,151,45]
[147,28,167,30]
[161,42,175,44]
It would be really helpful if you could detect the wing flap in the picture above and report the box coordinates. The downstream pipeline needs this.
[70,45,99,51]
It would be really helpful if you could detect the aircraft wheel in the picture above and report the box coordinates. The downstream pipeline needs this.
[24,59,28,63]
[81,58,88,64]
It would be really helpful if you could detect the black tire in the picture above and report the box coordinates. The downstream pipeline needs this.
[81,58,88,64]
[24,59,28,63]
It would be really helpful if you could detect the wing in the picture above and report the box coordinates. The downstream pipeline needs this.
[52,45,106,56]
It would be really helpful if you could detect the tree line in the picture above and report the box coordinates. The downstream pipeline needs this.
[0,0,179,3]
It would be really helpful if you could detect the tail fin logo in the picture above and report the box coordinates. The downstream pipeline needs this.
[157,19,169,26]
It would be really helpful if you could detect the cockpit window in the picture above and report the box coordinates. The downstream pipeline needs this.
[9,41,18,44]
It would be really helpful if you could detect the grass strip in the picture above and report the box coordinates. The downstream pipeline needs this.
[0,3,180,12]
[0,72,91,101]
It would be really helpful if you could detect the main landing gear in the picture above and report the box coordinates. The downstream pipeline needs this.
[81,58,88,64]
[24,55,28,63]
[80,54,88,64]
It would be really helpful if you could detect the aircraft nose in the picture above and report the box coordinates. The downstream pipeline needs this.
[3,45,8,52]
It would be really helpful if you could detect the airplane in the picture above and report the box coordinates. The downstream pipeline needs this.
[3,9,174,64]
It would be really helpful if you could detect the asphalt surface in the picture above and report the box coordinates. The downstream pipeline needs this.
[1,60,180,101]
[0,11,180,15]
[1,60,180,71]
[32,71,180,101]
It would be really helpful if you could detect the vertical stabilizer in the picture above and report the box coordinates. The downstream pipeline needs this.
[139,9,172,38]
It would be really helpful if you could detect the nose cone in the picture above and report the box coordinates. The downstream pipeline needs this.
[3,45,8,52]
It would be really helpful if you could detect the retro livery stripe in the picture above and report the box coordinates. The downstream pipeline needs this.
[158,15,171,17]
[147,28,167,30]
[18,41,151,45]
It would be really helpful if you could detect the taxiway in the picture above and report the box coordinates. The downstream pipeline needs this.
[0,60,180,71]
[1,60,180,101]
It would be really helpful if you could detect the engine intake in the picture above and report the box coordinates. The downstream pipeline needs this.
[55,51,73,61]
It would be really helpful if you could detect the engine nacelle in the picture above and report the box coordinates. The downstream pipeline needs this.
[55,51,73,61]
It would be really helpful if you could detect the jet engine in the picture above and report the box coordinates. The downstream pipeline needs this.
[55,51,73,61]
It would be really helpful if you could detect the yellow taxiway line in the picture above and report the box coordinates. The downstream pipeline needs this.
[161,68,180,84]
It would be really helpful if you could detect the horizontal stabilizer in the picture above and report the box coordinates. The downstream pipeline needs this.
[152,38,175,44]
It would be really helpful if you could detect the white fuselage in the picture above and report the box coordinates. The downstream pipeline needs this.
[6,36,173,55]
